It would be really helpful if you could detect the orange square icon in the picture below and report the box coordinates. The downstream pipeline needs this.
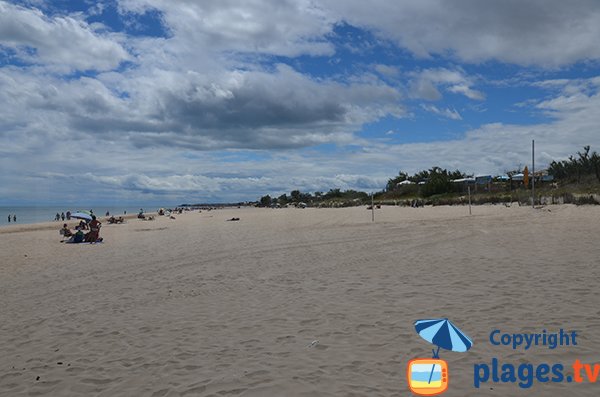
[407,358,449,396]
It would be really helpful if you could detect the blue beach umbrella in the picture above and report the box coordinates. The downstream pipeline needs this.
[70,212,92,222]
[414,318,473,384]
[415,318,473,355]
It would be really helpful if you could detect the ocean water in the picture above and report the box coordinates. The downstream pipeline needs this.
[0,206,152,226]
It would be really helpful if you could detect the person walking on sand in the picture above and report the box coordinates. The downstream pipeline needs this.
[13,214,16,223]
[8,214,10,223]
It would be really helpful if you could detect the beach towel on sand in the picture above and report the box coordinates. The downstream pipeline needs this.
[64,240,104,244]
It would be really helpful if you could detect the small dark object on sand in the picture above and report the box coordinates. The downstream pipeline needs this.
[36,376,40,381]
[227,217,240,221]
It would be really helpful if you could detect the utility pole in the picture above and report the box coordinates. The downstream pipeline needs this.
[468,186,472,215]
[371,193,375,222]
[532,139,535,208]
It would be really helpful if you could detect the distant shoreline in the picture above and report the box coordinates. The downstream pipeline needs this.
[0,213,149,234]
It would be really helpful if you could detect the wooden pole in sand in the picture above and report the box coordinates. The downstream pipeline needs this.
[468,186,472,215]
[532,139,535,208]
[371,193,375,222]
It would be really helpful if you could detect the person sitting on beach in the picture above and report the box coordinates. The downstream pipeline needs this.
[85,215,102,242]
[65,229,85,243]
[77,220,88,230]
[60,224,73,237]
[107,216,117,224]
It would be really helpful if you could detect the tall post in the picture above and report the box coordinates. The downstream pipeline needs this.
[371,193,375,222]
[532,139,535,208]
[468,186,472,215]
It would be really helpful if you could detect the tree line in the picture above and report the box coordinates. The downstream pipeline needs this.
[548,146,600,183]
[257,146,600,206]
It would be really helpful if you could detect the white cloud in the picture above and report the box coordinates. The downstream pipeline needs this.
[410,68,484,101]
[0,1,129,71]
[421,104,462,120]
[323,0,600,67]
[118,0,336,57]
[447,84,485,100]
[374,64,400,79]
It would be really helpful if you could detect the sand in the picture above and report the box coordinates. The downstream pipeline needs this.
[1,205,599,396]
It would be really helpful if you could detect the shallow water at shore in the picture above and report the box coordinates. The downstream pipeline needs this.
[0,206,155,226]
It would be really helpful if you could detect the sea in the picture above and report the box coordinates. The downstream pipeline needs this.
[0,205,155,226]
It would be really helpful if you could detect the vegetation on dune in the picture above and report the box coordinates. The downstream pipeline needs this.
[548,146,600,183]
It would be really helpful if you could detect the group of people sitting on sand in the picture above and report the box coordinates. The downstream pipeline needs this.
[107,216,125,224]
[60,215,103,243]
[137,209,155,220]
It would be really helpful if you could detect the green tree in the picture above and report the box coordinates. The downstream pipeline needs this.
[290,190,301,202]
[324,188,342,199]
[259,195,272,207]
[386,171,409,191]
[278,194,289,205]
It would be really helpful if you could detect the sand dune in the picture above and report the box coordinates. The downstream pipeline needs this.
[1,205,599,396]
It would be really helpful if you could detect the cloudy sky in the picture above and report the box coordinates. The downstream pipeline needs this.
[2,0,600,205]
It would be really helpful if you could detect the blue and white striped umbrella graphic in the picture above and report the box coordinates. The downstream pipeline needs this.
[414,318,473,385]
[414,318,473,355]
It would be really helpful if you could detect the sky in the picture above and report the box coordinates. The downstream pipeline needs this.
[2,0,600,205]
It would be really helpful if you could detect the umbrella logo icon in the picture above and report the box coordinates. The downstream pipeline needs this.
[407,318,473,396]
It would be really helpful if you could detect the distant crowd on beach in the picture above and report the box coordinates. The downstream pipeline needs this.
[53,209,128,222]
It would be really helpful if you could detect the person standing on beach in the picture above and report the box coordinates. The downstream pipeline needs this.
[8,214,11,223]
[13,215,16,223]
[61,212,65,221]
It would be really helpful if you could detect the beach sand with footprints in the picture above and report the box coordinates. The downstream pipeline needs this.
[1,205,600,396]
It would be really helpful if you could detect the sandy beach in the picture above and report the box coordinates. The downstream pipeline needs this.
[1,205,600,396]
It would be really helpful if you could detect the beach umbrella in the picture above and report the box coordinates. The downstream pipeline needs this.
[415,318,472,356]
[414,318,473,384]
[70,212,92,222]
